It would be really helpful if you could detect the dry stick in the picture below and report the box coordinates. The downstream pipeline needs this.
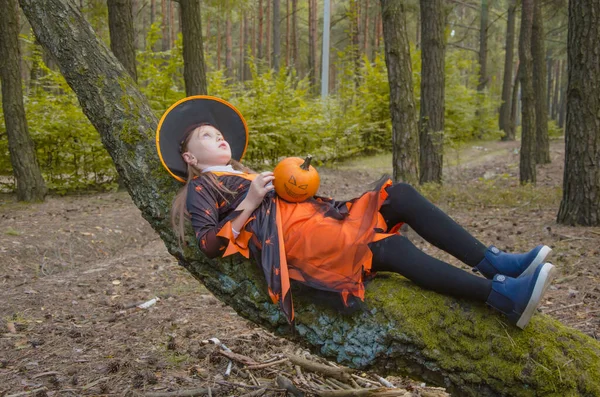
[31,371,60,379]
[218,350,259,366]
[145,387,216,397]
[289,355,353,381]
[373,375,395,388]
[315,387,410,397]
[544,302,585,314]
[238,388,267,397]
[245,357,289,370]
[6,388,48,397]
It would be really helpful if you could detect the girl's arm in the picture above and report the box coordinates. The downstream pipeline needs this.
[230,172,275,234]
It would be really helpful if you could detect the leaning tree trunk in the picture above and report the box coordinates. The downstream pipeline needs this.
[18,1,600,396]
[499,0,516,138]
[519,0,537,185]
[557,0,600,226]
[179,0,207,95]
[107,0,137,82]
[0,0,47,202]
[418,0,445,184]
[380,0,419,184]
[532,0,550,164]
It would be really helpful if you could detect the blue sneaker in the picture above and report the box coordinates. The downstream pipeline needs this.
[486,262,556,329]
[474,245,552,279]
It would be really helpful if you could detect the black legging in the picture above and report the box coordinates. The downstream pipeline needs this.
[369,183,492,302]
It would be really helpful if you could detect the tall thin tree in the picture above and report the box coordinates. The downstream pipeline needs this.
[477,0,489,92]
[557,0,600,226]
[519,0,536,184]
[499,0,517,138]
[107,0,138,82]
[380,0,419,184]
[272,0,281,71]
[179,0,207,95]
[0,0,47,201]
[419,0,446,184]
[532,0,550,164]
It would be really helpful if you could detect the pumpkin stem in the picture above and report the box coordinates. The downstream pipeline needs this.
[300,155,312,171]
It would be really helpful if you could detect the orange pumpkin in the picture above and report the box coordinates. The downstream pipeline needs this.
[273,155,320,202]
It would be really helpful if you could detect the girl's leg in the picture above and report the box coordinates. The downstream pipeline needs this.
[369,234,492,301]
[379,183,487,268]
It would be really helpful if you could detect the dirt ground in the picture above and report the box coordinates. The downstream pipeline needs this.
[1,139,598,396]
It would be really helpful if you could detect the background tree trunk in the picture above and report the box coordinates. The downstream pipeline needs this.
[380,0,419,184]
[244,13,251,80]
[477,0,489,92]
[532,0,550,164]
[107,0,138,82]
[226,10,233,79]
[519,0,536,184]
[161,0,169,51]
[266,0,272,66]
[505,62,520,142]
[258,0,264,60]
[557,0,600,226]
[291,0,299,72]
[179,0,207,95]
[0,0,47,202]
[499,0,516,138]
[308,0,317,90]
[418,0,445,184]
[17,2,600,396]
[551,60,561,121]
[272,0,280,72]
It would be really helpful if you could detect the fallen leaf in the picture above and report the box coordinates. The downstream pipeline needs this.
[7,322,16,334]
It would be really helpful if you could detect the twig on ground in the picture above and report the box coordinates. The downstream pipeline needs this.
[289,355,353,382]
[6,387,48,397]
[145,387,218,397]
[245,357,289,370]
[544,302,584,314]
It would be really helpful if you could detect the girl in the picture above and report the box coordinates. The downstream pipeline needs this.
[157,96,556,330]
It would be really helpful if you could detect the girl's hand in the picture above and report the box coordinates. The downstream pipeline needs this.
[245,171,275,208]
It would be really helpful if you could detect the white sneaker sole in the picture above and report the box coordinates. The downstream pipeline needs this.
[516,262,556,329]
[520,245,552,278]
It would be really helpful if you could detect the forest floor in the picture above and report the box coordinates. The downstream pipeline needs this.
[1,138,598,396]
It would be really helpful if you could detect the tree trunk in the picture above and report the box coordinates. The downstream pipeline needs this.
[285,0,290,67]
[418,0,445,184]
[266,0,272,66]
[226,10,233,78]
[350,0,360,85]
[272,0,281,72]
[380,0,419,184]
[308,0,317,90]
[169,1,176,47]
[477,0,489,92]
[546,55,553,113]
[532,0,550,164]
[18,2,600,396]
[107,0,138,82]
[363,0,369,57]
[499,0,516,136]
[179,0,207,95]
[150,0,155,25]
[239,15,244,80]
[244,14,251,80]
[161,0,169,51]
[504,62,520,142]
[291,0,298,72]
[551,59,561,121]
[519,0,536,184]
[258,0,264,60]
[0,0,47,202]
[558,61,566,128]
[557,0,600,226]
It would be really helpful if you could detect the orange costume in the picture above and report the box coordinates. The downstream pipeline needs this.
[188,171,402,324]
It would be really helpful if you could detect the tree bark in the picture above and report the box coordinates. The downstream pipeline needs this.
[239,14,245,80]
[291,0,299,72]
[551,59,560,121]
[499,0,516,137]
[107,0,138,82]
[380,0,419,184]
[272,0,280,72]
[557,0,600,226]
[477,0,489,92]
[161,0,169,51]
[519,0,536,185]
[18,2,600,396]
[179,0,207,95]
[258,0,264,60]
[532,0,550,164]
[363,0,369,57]
[308,0,317,90]
[266,0,272,66]
[244,13,251,80]
[150,0,155,25]
[225,10,233,78]
[0,0,47,202]
[285,0,290,67]
[418,0,445,184]
[504,62,520,142]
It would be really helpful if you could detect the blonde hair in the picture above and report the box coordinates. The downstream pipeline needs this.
[170,125,254,247]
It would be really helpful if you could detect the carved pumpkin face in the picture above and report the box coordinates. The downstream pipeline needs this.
[273,156,320,202]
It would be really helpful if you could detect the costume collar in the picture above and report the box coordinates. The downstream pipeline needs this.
[202,165,243,174]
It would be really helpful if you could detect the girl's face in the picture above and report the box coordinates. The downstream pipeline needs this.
[182,125,232,169]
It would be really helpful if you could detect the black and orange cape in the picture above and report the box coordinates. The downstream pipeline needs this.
[188,171,402,324]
